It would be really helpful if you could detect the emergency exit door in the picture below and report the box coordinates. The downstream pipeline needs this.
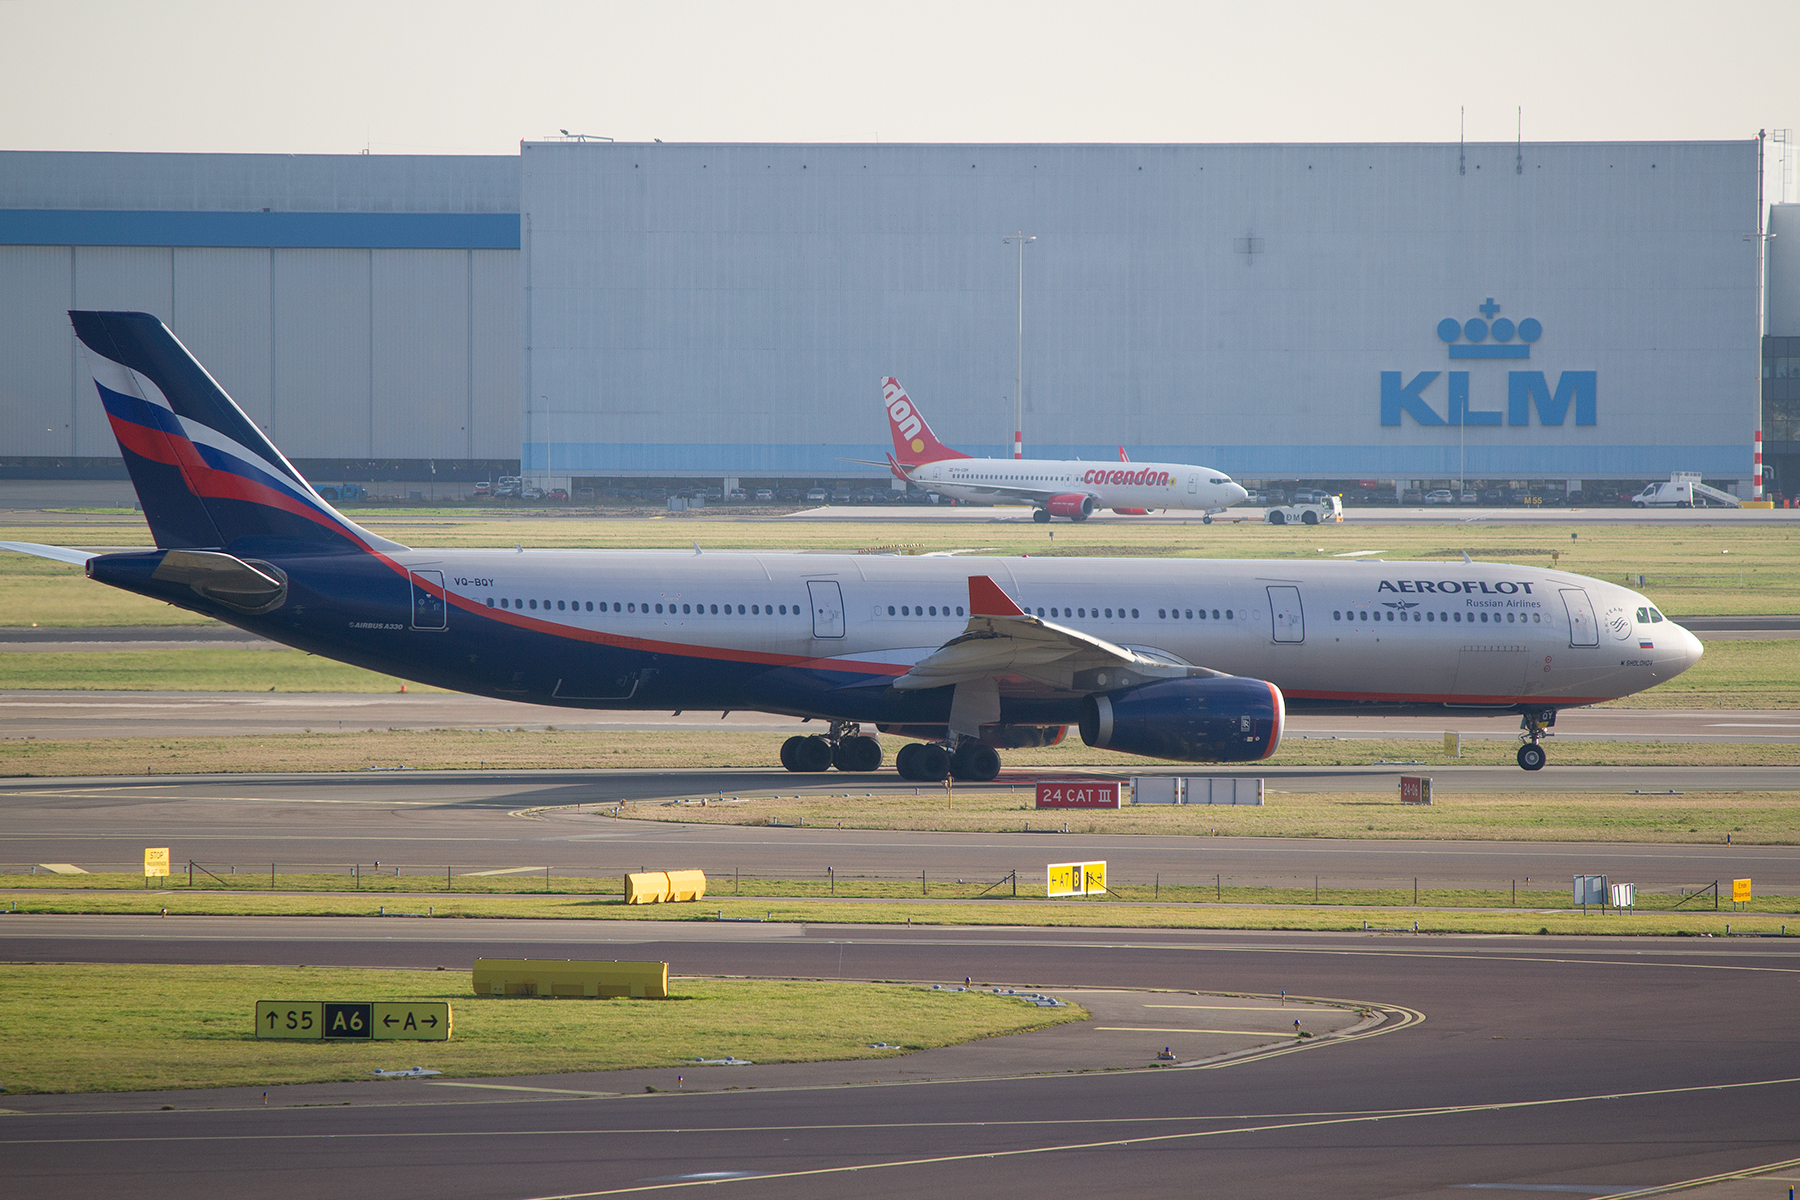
[1267,585,1304,643]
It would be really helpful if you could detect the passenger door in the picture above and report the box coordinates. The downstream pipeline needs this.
[1560,588,1599,647]
[1267,585,1304,643]
[410,570,446,631]
[807,580,845,639]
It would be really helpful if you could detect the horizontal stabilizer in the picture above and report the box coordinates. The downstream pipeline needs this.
[0,541,97,567]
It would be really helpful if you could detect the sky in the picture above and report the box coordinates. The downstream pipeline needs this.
[2,0,1797,195]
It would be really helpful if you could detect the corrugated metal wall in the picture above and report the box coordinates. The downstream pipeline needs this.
[521,140,1761,481]
[0,244,519,461]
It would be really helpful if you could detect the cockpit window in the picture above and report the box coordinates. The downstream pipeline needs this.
[1648,608,1665,623]
[1636,607,1650,623]
[1210,477,1228,485]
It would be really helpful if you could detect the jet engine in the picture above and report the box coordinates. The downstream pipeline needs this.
[1079,676,1284,762]
[1046,493,1096,520]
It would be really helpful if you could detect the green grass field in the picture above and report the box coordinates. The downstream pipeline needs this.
[0,963,1081,1094]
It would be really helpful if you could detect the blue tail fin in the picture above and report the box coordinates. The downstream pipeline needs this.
[70,311,405,554]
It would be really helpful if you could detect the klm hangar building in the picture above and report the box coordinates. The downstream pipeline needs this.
[0,140,1788,496]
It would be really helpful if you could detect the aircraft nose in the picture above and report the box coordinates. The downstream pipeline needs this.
[1668,622,1704,676]
[1229,483,1249,504]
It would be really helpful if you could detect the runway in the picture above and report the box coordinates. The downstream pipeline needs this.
[2,918,1797,1199]
[4,770,1796,888]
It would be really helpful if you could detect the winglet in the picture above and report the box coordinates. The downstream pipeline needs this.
[968,575,1025,617]
[1118,446,1130,462]
[885,452,913,485]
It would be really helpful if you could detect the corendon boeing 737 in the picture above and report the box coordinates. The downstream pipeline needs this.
[3,313,1702,784]
[879,378,1250,522]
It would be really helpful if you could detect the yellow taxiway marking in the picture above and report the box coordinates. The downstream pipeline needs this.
[423,1082,611,1097]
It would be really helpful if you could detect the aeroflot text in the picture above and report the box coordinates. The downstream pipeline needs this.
[1081,469,1174,486]
[1377,580,1536,595]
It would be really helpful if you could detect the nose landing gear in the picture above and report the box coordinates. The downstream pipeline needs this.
[780,722,883,773]
[1516,710,1555,770]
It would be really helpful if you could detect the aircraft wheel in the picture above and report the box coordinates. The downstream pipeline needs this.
[1032,509,1051,523]
[791,734,834,772]
[950,742,1001,782]
[894,742,920,779]
[833,735,883,772]
[1302,510,1319,525]
[1070,511,1088,523]
[1268,510,1286,526]
[912,742,951,782]
[1517,743,1547,771]
[1202,515,1212,525]
[779,735,803,771]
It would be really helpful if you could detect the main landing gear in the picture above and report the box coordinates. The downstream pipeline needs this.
[894,738,1001,783]
[1516,710,1555,771]
[779,721,882,773]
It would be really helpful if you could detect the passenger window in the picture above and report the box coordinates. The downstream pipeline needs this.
[529,599,537,610]
[711,604,719,614]
[486,598,495,608]
[1225,610,1232,619]
[1480,612,1488,623]
[1532,612,1540,622]
[929,606,937,616]
[585,601,593,611]
[1131,609,1139,618]
[738,605,745,614]
[557,601,565,611]
[1186,610,1194,619]
[1104,608,1112,618]
[1425,611,1432,621]
[627,603,635,612]
[887,606,895,615]
[1160,609,1168,619]
[1078,608,1086,618]
[956,606,964,616]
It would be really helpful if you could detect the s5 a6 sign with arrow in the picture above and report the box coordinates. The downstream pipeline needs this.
[255,1001,452,1041]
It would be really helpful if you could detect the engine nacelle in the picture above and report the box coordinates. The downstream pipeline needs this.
[1079,676,1284,763]
[878,723,1068,749]
[1046,493,1096,519]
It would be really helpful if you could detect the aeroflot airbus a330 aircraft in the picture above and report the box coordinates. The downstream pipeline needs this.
[3,313,1702,783]
[879,378,1249,522]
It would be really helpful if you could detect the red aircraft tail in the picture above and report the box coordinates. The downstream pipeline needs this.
[883,378,972,467]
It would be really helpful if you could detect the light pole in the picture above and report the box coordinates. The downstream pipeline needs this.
[1003,233,1035,458]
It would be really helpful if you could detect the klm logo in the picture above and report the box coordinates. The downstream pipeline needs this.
[1382,299,1596,427]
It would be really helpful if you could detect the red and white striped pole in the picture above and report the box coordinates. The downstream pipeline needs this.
[1014,430,1023,459]
[1754,429,1764,502]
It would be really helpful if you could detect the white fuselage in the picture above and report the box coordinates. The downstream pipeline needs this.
[906,456,1248,513]
[410,551,1700,714]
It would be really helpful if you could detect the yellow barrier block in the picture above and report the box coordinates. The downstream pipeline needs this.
[472,958,669,999]
[624,869,707,904]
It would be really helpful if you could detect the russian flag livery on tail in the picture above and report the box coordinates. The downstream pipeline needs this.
[73,311,403,555]
[0,312,1704,779]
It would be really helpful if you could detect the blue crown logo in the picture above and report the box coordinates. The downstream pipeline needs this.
[1437,298,1539,359]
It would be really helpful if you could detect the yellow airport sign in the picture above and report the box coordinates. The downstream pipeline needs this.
[143,847,170,878]
[1047,861,1107,898]
[1733,878,1752,903]
[256,1001,323,1039]
[255,1000,451,1040]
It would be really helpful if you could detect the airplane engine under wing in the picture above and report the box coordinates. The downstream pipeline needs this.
[1079,676,1285,763]
[1046,493,1096,519]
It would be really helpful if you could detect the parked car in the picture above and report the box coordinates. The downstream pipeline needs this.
[805,488,829,503]
[546,488,568,502]
[472,480,492,497]
[1423,489,1454,505]
[727,488,747,502]
[521,486,544,501]
[754,488,775,502]
[575,487,595,501]
[777,488,800,503]
[1458,491,1478,504]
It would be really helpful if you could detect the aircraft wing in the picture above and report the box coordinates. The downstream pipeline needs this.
[0,541,98,566]
[894,576,1219,694]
